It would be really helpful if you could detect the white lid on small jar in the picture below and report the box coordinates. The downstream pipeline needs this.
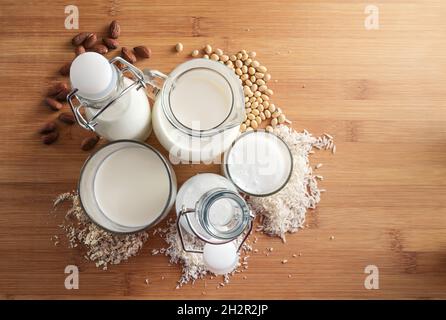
[223,131,293,197]
[203,242,239,275]
[70,52,116,100]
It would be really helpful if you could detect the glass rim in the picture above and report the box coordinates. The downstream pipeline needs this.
[197,188,251,241]
[77,140,176,235]
[160,59,244,138]
[223,130,294,197]
[168,67,234,131]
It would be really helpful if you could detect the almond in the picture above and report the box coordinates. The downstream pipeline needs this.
[72,32,90,46]
[121,47,136,63]
[59,62,71,76]
[58,112,76,125]
[115,61,125,70]
[92,44,108,55]
[134,46,151,59]
[75,45,86,56]
[45,97,63,111]
[102,37,119,50]
[81,135,100,151]
[47,82,68,96]
[39,121,57,134]
[83,33,97,49]
[42,131,59,145]
[55,87,71,102]
[109,20,120,39]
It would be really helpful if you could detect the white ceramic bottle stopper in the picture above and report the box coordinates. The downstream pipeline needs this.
[70,52,116,100]
[202,242,239,275]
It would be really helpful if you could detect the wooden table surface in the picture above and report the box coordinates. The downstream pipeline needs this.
[1,0,446,300]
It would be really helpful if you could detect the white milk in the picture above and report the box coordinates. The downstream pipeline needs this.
[86,78,151,141]
[152,68,241,163]
[208,198,235,227]
[224,131,293,196]
[169,69,232,130]
[94,145,170,227]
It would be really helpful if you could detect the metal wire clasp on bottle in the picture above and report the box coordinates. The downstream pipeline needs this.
[67,56,166,132]
[176,188,255,254]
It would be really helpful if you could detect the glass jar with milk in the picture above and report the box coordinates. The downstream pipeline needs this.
[68,52,152,141]
[175,173,254,274]
[146,59,245,163]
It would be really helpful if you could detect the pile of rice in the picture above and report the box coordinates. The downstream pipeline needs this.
[248,125,334,241]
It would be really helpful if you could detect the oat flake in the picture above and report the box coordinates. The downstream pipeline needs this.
[53,192,149,270]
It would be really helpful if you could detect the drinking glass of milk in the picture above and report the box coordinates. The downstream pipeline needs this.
[78,140,177,233]
[68,52,152,141]
[222,130,293,197]
[147,59,245,163]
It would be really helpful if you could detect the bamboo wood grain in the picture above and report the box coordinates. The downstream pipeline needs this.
[0,0,446,299]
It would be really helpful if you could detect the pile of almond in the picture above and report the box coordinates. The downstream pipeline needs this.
[39,82,76,145]
[39,20,152,151]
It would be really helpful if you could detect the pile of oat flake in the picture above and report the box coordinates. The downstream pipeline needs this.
[53,192,149,270]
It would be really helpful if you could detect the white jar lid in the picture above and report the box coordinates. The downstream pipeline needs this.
[203,242,239,275]
[223,131,293,197]
[70,52,116,100]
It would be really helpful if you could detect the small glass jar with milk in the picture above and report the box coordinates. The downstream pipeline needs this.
[68,52,152,141]
[147,58,245,163]
[175,173,254,275]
